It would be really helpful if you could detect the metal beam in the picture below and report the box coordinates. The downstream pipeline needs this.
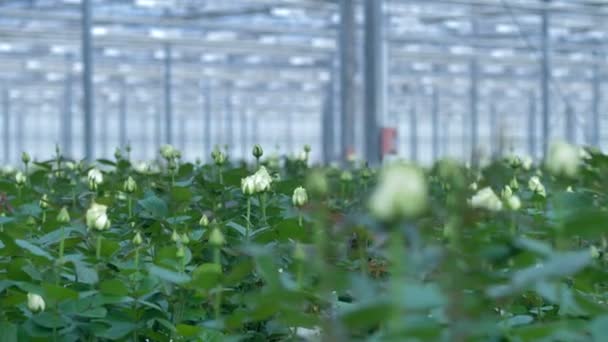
[82,0,94,160]
[225,85,233,152]
[565,104,575,144]
[119,78,127,148]
[409,100,418,162]
[163,43,173,145]
[490,102,498,158]
[541,0,551,155]
[202,81,211,160]
[339,0,356,162]
[363,0,384,165]
[2,89,9,163]
[431,87,440,161]
[322,75,334,164]
[62,54,73,158]
[470,16,480,163]
[240,108,248,159]
[592,55,601,147]
[287,111,294,154]
[528,92,536,157]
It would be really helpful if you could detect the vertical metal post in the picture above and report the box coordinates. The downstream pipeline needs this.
[528,92,536,157]
[339,0,356,161]
[62,54,73,158]
[409,100,418,162]
[322,77,334,164]
[470,17,479,162]
[155,102,162,152]
[100,100,107,157]
[82,0,94,160]
[363,0,384,165]
[2,89,9,163]
[287,111,294,154]
[592,55,601,147]
[179,116,186,153]
[119,78,127,148]
[431,87,439,161]
[163,43,173,145]
[489,103,496,157]
[565,104,575,143]
[225,85,233,152]
[16,104,23,155]
[203,82,212,159]
[541,0,551,155]
[240,107,248,159]
[252,115,259,148]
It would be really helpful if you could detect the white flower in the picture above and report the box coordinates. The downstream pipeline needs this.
[546,141,580,177]
[470,187,503,211]
[160,144,178,159]
[501,185,521,210]
[241,176,256,196]
[27,293,45,312]
[292,186,308,207]
[87,168,103,190]
[579,147,592,160]
[521,155,533,170]
[509,177,519,191]
[566,186,574,193]
[469,182,478,191]
[294,327,321,340]
[15,171,26,185]
[86,202,110,231]
[528,176,546,197]
[252,166,272,193]
[369,163,428,221]
[123,176,137,193]
[133,231,143,245]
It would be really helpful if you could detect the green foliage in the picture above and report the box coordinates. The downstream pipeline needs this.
[0,149,608,341]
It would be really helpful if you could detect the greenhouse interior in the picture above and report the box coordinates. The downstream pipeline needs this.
[1,0,605,164]
[3,1,608,341]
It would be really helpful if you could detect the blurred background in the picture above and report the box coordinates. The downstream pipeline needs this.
[0,0,605,164]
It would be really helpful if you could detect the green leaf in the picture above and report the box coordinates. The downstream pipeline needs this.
[96,321,136,340]
[15,239,52,260]
[0,322,17,342]
[190,263,222,290]
[42,283,79,302]
[148,264,191,284]
[73,261,99,285]
[138,194,168,219]
[100,279,129,296]
[31,312,70,329]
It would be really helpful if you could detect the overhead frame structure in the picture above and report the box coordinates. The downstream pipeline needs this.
[0,0,607,164]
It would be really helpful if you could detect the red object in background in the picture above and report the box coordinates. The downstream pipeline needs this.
[381,127,397,156]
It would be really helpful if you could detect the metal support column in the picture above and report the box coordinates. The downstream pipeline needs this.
[203,83,212,159]
[119,78,127,148]
[431,87,439,161]
[322,77,334,164]
[470,17,480,162]
[565,104,575,144]
[339,0,356,161]
[100,101,107,157]
[490,103,498,158]
[82,0,94,160]
[62,54,73,158]
[541,0,551,155]
[528,92,536,157]
[163,43,173,145]
[179,117,186,153]
[592,56,601,147]
[224,86,234,152]
[409,101,418,162]
[240,108,248,159]
[287,112,294,154]
[363,0,384,165]
[2,89,9,163]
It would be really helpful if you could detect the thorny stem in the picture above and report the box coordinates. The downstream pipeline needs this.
[246,197,251,240]
[96,234,103,260]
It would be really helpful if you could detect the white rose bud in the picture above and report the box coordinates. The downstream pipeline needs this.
[252,144,264,159]
[199,214,209,227]
[15,171,26,186]
[133,231,143,245]
[521,155,533,170]
[528,176,546,197]
[209,228,225,247]
[123,176,137,194]
[39,194,49,209]
[86,202,110,231]
[241,176,256,196]
[27,293,45,312]
[21,152,31,165]
[171,230,180,242]
[545,141,580,177]
[369,163,428,221]
[87,168,103,190]
[470,187,503,212]
[252,166,272,193]
[292,186,308,207]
